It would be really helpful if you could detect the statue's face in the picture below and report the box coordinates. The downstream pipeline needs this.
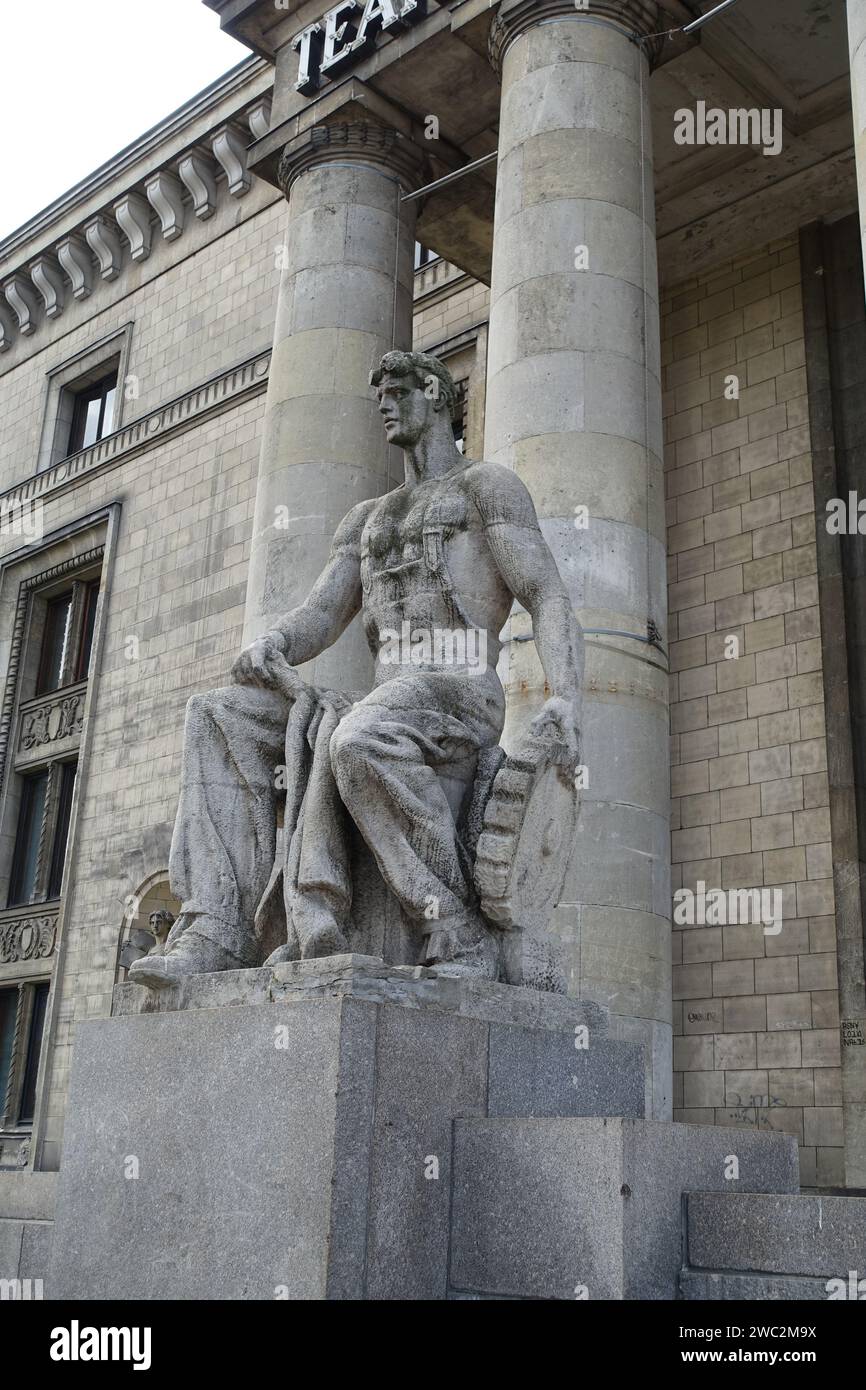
[375,371,434,448]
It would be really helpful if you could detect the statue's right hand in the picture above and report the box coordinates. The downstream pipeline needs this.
[231,633,285,687]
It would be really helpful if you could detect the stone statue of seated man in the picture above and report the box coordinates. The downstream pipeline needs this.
[129,350,584,991]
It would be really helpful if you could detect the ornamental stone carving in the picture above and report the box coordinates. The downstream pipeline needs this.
[19,689,85,753]
[0,913,58,964]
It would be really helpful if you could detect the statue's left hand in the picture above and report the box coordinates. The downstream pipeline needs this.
[530,695,580,769]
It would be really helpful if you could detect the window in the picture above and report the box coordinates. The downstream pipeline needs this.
[452,418,465,456]
[414,243,438,271]
[0,982,49,1130]
[7,772,49,908]
[0,546,105,1163]
[35,579,100,696]
[75,580,100,683]
[36,592,73,695]
[0,990,17,1116]
[66,371,117,456]
[38,328,131,473]
[17,983,49,1125]
[8,762,77,908]
[47,763,77,900]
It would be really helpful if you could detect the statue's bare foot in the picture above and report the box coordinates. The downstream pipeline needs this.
[425,919,500,981]
[263,942,301,966]
[298,923,350,959]
[128,929,246,989]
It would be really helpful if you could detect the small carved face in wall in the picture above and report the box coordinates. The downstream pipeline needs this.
[147,910,174,954]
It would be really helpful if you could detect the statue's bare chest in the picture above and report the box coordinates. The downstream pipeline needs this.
[362,480,472,569]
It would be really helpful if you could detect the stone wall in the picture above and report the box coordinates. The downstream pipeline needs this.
[663,238,843,1186]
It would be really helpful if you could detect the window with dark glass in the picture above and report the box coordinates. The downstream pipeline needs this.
[8,771,49,908]
[17,983,49,1125]
[414,243,438,271]
[35,580,101,696]
[66,371,117,456]
[36,591,73,695]
[74,580,100,682]
[0,989,17,1116]
[47,763,77,900]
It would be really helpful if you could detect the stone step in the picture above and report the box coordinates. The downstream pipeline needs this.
[450,1118,797,1300]
[680,1270,847,1300]
[685,1192,866,1281]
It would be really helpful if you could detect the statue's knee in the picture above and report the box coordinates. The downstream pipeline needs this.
[185,687,229,727]
[329,716,371,783]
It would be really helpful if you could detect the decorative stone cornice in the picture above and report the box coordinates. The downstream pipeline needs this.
[276,121,429,198]
[56,235,93,301]
[212,125,252,197]
[144,170,185,242]
[178,152,219,221]
[114,193,153,263]
[2,274,40,335]
[84,215,122,282]
[488,0,663,75]
[0,349,270,521]
[30,256,65,319]
[0,97,268,355]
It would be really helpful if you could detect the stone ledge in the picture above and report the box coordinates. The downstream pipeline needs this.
[0,350,270,516]
[114,951,610,1035]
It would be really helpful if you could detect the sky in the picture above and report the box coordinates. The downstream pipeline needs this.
[1,0,249,241]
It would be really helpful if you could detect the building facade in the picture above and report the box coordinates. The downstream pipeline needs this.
[1,0,865,1279]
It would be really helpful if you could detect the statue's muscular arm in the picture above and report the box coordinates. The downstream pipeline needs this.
[469,464,584,761]
[232,498,373,686]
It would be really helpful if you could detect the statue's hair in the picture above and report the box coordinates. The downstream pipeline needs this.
[370,350,458,412]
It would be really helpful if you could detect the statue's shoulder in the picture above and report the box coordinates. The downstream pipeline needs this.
[462,459,539,527]
[332,495,381,552]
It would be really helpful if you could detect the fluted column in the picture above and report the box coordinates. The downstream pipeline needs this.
[242,121,426,690]
[485,0,670,1114]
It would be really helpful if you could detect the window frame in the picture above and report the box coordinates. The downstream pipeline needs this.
[0,979,50,1133]
[66,370,119,457]
[35,324,133,474]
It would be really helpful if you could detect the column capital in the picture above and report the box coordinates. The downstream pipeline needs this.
[488,0,663,75]
[276,120,430,199]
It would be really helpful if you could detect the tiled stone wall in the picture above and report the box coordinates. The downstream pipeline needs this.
[412,259,489,353]
[663,238,842,1186]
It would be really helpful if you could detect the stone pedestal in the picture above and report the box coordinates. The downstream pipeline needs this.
[49,957,642,1301]
[451,1117,798,1300]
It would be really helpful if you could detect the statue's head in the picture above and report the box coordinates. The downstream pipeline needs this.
[370,350,457,448]
[148,909,174,944]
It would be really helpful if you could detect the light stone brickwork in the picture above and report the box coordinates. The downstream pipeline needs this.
[662,238,843,1187]
[413,258,489,355]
